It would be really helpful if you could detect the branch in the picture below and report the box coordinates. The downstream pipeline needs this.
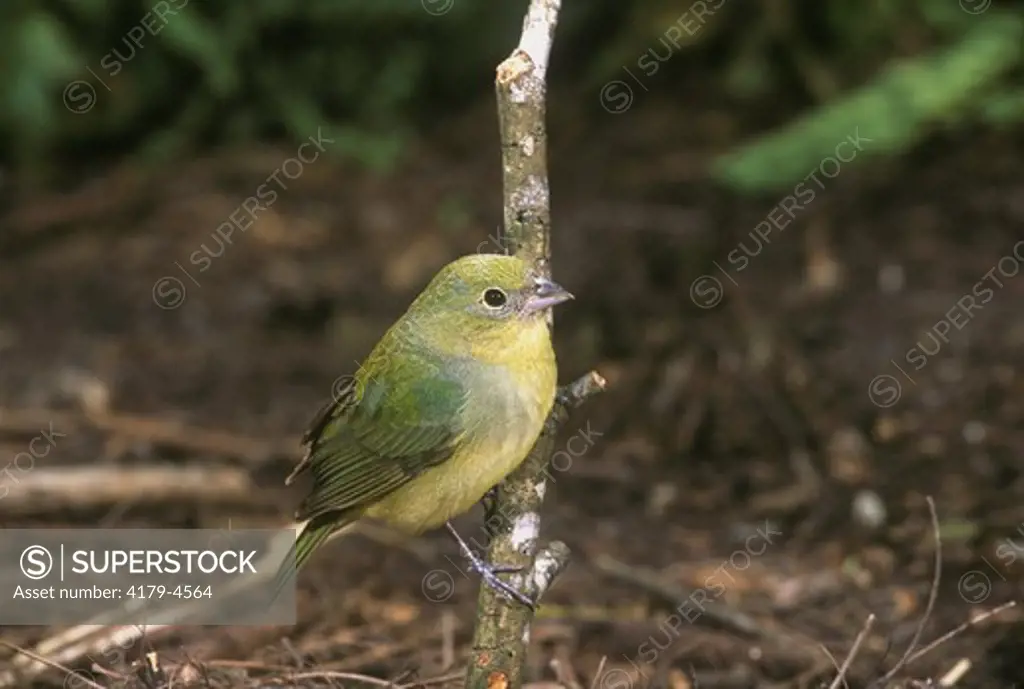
[0,465,258,514]
[906,600,1016,667]
[0,406,297,464]
[871,496,941,688]
[465,6,606,686]
[466,373,603,689]
[493,0,559,271]
[823,614,876,689]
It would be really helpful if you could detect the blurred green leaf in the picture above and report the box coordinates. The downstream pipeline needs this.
[157,8,240,97]
[0,0,1023,185]
[713,11,1024,193]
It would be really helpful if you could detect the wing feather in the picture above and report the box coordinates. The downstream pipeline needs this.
[287,359,466,521]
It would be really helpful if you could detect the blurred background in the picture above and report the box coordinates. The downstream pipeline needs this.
[2,0,1024,687]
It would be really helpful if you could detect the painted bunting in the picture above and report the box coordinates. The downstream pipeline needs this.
[277,253,572,606]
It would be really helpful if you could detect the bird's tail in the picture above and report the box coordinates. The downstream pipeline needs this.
[270,513,357,604]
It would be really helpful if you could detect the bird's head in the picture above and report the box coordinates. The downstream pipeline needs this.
[403,253,573,360]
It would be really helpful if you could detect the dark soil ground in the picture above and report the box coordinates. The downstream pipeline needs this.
[2,95,1024,689]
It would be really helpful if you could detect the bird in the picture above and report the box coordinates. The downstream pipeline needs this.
[275,253,573,607]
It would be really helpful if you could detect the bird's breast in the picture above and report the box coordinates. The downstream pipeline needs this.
[366,358,555,534]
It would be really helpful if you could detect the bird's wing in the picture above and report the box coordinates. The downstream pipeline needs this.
[288,360,467,521]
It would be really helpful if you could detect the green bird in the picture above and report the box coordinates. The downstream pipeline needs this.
[278,253,572,606]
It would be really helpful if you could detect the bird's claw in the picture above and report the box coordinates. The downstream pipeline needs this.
[446,521,535,609]
[473,559,535,609]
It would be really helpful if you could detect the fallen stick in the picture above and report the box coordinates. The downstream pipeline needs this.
[0,406,298,464]
[824,614,876,689]
[0,465,258,513]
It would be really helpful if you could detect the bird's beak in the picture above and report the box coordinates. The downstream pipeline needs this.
[523,276,574,314]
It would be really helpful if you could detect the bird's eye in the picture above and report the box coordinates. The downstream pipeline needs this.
[482,288,508,308]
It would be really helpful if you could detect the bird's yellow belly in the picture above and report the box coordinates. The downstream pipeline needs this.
[364,424,539,534]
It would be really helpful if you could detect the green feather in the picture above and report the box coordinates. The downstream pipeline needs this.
[279,254,563,587]
[270,513,355,603]
[293,516,340,571]
[288,350,466,521]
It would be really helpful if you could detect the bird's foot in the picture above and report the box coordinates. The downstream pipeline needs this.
[472,557,535,609]
[445,522,535,609]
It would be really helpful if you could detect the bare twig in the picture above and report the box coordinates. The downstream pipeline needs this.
[285,670,406,687]
[491,0,558,270]
[846,500,1014,689]
[466,2,606,688]
[0,640,105,689]
[873,496,941,687]
[0,465,257,513]
[0,406,297,463]
[824,614,876,689]
[1,626,162,687]
[442,609,457,671]
[589,657,608,689]
[532,541,572,597]
[937,659,972,687]
[905,600,1016,666]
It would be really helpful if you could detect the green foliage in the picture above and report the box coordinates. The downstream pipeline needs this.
[0,0,520,177]
[2,0,1024,189]
[576,0,1024,194]
[713,8,1024,193]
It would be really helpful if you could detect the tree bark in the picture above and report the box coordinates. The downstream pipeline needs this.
[465,2,605,688]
